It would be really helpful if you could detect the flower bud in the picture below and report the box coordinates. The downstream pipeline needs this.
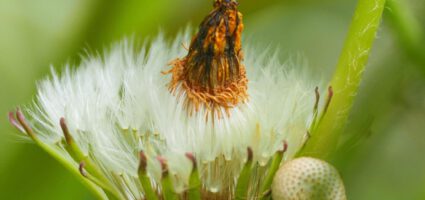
[272,157,346,200]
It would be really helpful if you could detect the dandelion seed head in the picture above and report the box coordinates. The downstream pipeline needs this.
[22,31,317,198]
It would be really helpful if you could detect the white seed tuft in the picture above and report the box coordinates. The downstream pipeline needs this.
[19,30,319,199]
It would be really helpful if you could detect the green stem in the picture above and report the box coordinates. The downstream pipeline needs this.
[161,174,179,200]
[139,173,159,200]
[187,169,202,200]
[36,141,108,199]
[386,0,425,70]
[14,111,107,199]
[259,142,286,199]
[62,119,113,189]
[138,151,159,200]
[186,153,202,200]
[298,0,386,159]
[235,148,253,200]
[157,157,178,200]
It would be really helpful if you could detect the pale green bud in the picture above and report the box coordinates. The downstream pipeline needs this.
[272,157,346,200]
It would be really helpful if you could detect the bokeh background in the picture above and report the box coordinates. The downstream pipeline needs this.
[1,0,424,199]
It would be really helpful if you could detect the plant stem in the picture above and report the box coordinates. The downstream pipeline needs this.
[14,111,107,199]
[36,142,108,199]
[235,148,253,200]
[298,0,387,159]
[386,0,425,71]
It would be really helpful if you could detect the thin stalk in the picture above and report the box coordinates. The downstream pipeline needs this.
[298,0,387,159]
[139,175,158,200]
[158,157,179,200]
[259,142,287,199]
[235,148,253,200]
[186,153,202,200]
[11,110,107,199]
[386,0,425,71]
[79,162,116,195]
[38,142,108,199]
[139,152,159,200]
[161,175,178,200]
[60,118,123,199]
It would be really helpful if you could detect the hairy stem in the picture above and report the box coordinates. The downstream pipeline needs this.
[298,0,387,159]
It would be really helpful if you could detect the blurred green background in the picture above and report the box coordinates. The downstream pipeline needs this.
[1,0,424,199]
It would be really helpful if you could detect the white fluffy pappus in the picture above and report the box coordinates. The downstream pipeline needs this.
[18,31,318,199]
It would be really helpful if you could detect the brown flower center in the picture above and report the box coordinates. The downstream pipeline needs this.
[164,0,248,118]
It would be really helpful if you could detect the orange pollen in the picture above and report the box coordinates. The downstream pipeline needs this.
[164,0,248,117]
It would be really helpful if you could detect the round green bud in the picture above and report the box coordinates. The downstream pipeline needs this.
[272,157,346,200]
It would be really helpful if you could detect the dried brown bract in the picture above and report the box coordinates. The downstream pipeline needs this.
[164,0,248,117]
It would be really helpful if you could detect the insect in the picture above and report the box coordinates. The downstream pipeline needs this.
[165,0,248,117]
